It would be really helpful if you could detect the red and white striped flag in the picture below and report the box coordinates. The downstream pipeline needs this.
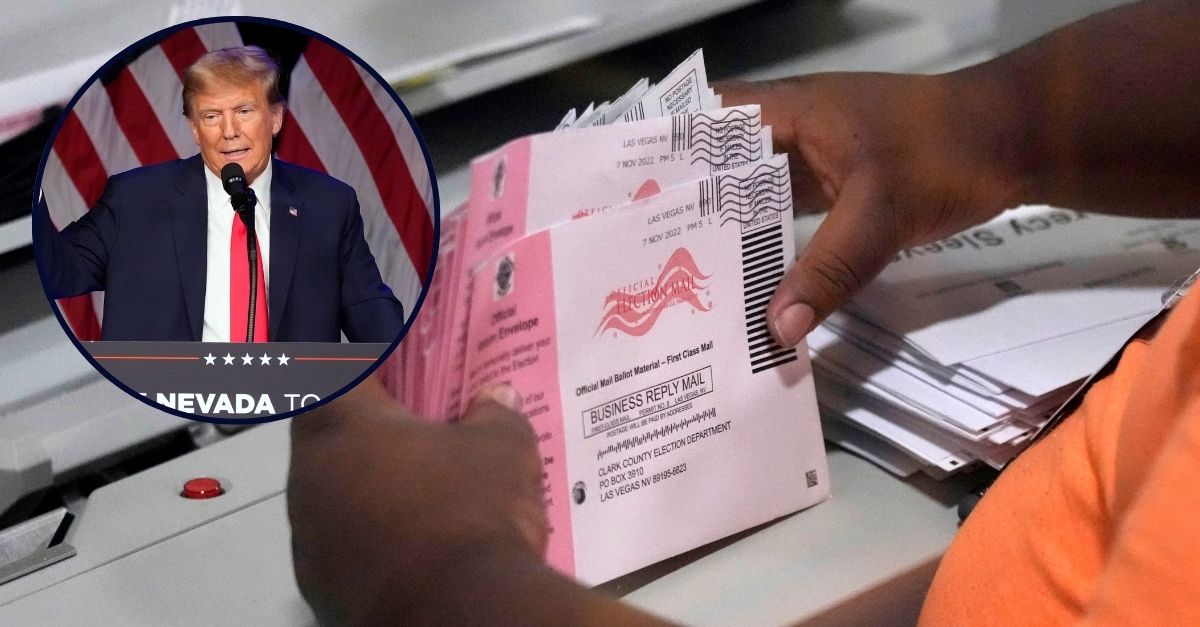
[42,22,435,341]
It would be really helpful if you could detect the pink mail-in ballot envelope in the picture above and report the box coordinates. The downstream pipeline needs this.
[465,104,769,256]
[462,154,830,584]
[436,106,774,418]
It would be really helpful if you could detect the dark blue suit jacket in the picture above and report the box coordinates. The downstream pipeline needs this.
[37,155,405,342]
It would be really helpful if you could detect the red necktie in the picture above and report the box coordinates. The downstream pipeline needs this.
[230,217,268,342]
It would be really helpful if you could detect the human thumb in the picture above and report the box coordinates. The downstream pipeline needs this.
[461,383,525,424]
[766,181,897,347]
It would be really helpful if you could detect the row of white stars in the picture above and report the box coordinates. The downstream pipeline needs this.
[203,352,291,366]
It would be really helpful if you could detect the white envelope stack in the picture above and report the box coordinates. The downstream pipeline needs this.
[802,207,1200,477]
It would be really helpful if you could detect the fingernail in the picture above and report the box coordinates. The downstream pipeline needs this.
[772,303,814,347]
[476,383,523,412]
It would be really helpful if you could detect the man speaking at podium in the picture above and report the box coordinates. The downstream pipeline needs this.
[36,46,405,343]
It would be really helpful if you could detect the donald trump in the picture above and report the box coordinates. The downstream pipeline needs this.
[37,46,405,343]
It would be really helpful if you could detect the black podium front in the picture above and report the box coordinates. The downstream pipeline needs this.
[83,341,390,419]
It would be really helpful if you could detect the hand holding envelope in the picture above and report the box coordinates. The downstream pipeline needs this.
[288,378,550,625]
[716,75,1200,477]
[716,74,1022,346]
[389,52,830,585]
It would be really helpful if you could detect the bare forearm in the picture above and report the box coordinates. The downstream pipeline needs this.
[290,379,670,626]
[960,0,1200,216]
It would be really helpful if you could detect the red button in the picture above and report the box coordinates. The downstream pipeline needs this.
[182,477,224,499]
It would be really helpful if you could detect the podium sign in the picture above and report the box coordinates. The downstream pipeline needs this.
[83,341,389,419]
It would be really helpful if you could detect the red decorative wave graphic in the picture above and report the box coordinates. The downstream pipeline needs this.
[571,180,662,221]
[597,248,712,336]
[632,179,662,201]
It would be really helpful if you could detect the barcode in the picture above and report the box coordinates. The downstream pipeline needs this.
[595,412,712,461]
[697,176,718,217]
[670,113,690,152]
[742,223,797,374]
[623,101,646,123]
[805,469,819,488]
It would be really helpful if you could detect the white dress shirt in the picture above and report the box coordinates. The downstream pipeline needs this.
[202,161,273,342]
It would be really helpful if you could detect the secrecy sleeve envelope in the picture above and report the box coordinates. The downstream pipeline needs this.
[809,206,1200,365]
[461,155,830,584]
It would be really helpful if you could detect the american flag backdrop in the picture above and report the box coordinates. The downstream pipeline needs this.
[41,21,435,341]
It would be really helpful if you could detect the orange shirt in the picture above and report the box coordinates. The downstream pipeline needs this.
[920,284,1200,626]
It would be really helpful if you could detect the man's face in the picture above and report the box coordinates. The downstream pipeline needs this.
[187,78,283,184]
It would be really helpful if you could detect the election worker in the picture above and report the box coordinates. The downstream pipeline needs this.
[36,46,403,342]
[288,0,1200,623]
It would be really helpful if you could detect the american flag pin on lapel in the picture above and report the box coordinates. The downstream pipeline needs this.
[289,207,298,217]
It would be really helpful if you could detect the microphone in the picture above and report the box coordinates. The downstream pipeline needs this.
[221,162,259,341]
[221,163,256,227]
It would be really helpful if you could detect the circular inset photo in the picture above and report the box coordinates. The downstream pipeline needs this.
[32,17,438,423]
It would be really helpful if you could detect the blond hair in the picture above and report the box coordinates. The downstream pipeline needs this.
[182,46,284,116]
